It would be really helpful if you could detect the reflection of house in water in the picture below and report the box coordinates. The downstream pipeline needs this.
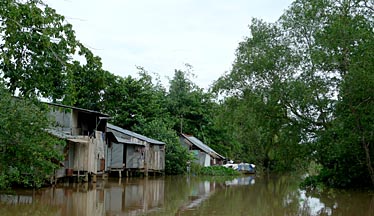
[39,186,105,216]
[177,180,217,213]
[1,179,165,216]
[177,176,255,214]
[0,194,33,204]
[224,176,256,186]
[105,179,164,215]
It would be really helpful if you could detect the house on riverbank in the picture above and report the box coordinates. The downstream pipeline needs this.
[180,134,225,167]
[106,124,165,177]
[46,102,110,181]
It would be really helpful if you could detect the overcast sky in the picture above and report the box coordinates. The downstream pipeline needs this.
[45,0,294,89]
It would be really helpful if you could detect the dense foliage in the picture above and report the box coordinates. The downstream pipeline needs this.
[213,0,374,187]
[0,84,64,189]
[0,0,108,108]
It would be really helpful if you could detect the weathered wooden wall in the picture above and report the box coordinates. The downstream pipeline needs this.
[148,144,165,171]
[126,145,145,169]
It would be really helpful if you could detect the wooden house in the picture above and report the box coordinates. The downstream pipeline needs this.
[180,134,225,167]
[46,102,109,180]
[106,124,165,176]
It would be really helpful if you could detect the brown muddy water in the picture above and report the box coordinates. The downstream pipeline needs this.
[0,175,373,216]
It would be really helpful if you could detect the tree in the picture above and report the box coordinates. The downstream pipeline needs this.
[0,0,77,99]
[308,0,374,187]
[0,0,107,109]
[101,68,166,130]
[65,44,107,111]
[212,18,308,171]
[101,68,192,174]
[167,66,216,139]
[0,83,64,189]
[213,0,374,187]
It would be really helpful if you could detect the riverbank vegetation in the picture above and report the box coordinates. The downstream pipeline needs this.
[0,0,373,189]
[0,85,65,189]
[190,164,241,176]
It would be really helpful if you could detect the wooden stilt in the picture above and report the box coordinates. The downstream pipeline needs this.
[84,172,88,182]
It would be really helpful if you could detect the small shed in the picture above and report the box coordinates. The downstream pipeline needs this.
[180,134,225,167]
[106,124,165,175]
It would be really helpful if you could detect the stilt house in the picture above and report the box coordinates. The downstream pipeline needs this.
[106,124,165,175]
[46,103,109,179]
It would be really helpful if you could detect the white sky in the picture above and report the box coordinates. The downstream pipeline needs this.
[45,0,294,90]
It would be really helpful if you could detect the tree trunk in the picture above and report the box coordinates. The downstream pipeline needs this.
[363,140,374,187]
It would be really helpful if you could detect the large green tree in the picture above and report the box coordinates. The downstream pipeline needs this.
[213,0,374,187]
[213,18,308,171]
[167,66,216,140]
[307,0,374,187]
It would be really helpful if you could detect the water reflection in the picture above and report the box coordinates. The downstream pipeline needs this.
[224,176,255,186]
[105,178,164,215]
[0,175,373,216]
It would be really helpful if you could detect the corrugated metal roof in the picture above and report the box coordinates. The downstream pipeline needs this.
[115,136,145,146]
[46,129,89,143]
[181,134,225,159]
[67,138,89,144]
[107,124,165,145]
[46,128,75,139]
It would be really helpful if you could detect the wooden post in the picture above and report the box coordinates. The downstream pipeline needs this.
[84,172,88,182]
[77,142,80,183]
[144,144,148,177]
[119,170,122,178]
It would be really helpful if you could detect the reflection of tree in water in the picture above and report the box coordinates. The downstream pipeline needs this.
[186,174,303,216]
[301,189,374,216]
[160,176,218,215]
[0,194,60,216]
[160,174,302,216]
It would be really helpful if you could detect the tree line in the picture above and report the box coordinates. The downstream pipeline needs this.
[0,0,373,189]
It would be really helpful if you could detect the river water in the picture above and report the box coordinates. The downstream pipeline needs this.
[0,175,373,216]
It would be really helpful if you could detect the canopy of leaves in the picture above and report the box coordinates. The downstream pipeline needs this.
[0,0,108,109]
